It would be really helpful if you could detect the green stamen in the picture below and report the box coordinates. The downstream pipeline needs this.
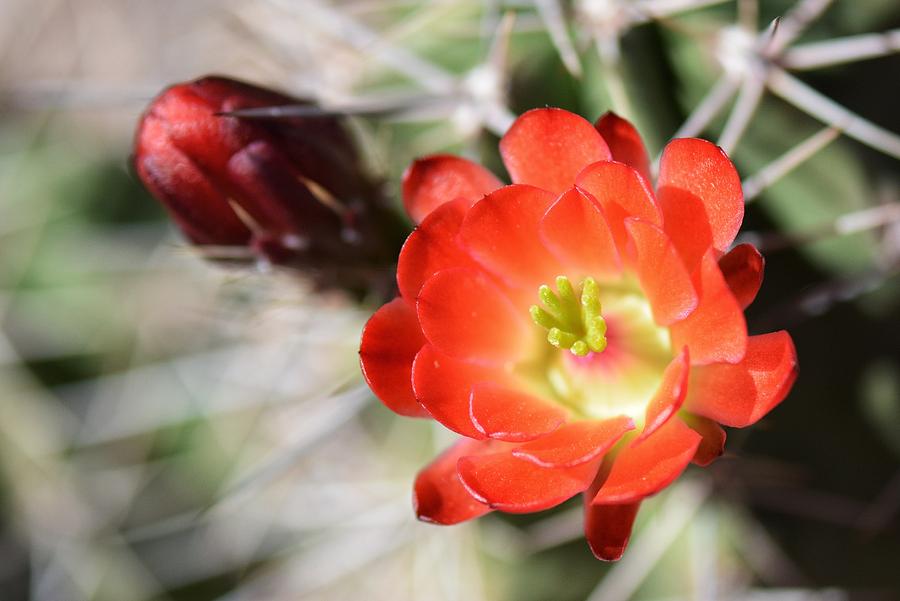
[530,276,608,357]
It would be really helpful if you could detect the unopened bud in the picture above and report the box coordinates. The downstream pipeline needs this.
[133,75,404,290]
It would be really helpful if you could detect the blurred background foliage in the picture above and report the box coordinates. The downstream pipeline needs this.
[0,0,898,600]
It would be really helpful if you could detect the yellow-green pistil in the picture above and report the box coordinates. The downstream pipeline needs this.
[530,276,607,357]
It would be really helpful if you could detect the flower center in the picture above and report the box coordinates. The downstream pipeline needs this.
[518,274,673,422]
[530,276,608,357]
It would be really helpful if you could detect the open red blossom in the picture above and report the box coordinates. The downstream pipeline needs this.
[359,108,797,560]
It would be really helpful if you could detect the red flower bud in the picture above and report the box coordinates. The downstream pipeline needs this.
[133,76,404,287]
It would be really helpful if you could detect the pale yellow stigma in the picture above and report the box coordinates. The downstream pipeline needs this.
[530,276,607,357]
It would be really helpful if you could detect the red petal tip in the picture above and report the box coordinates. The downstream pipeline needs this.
[501,108,611,194]
[414,439,494,525]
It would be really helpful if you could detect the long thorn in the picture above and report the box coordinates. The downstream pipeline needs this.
[756,268,895,330]
[487,10,516,72]
[218,94,449,120]
[781,29,900,70]
[673,76,741,139]
[743,126,841,202]
[300,0,455,93]
[767,68,900,160]
[738,0,758,31]
[634,0,731,22]
[593,34,635,119]
[534,0,582,77]
[739,203,900,253]
[766,0,834,56]
[718,66,766,154]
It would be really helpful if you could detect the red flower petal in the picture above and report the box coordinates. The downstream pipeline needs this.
[657,139,744,269]
[402,154,502,224]
[681,413,727,466]
[576,161,662,255]
[227,140,341,236]
[469,383,566,442]
[417,267,530,363]
[458,452,602,513]
[500,108,611,194]
[412,344,503,438]
[539,187,621,279]
[595,112,652,183]
[670,251,748,365]
[359,298,428,417]
[685,331,798,427]
[135,116,251,245]
[397,199,478,302]
[512,417,634,468]
[625,219,698,325]
[583,499,641,561]
[459,185,561,290]
[414,438,493,524]
[592,418,701,505]
[637,348,690,442]
[718,243,765,310]
[155,84,247,174]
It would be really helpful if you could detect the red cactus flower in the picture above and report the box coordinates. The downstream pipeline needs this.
[360,108,797,560]
[133,76,403,286]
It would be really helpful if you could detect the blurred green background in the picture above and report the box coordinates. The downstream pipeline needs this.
[0,1,898,600]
